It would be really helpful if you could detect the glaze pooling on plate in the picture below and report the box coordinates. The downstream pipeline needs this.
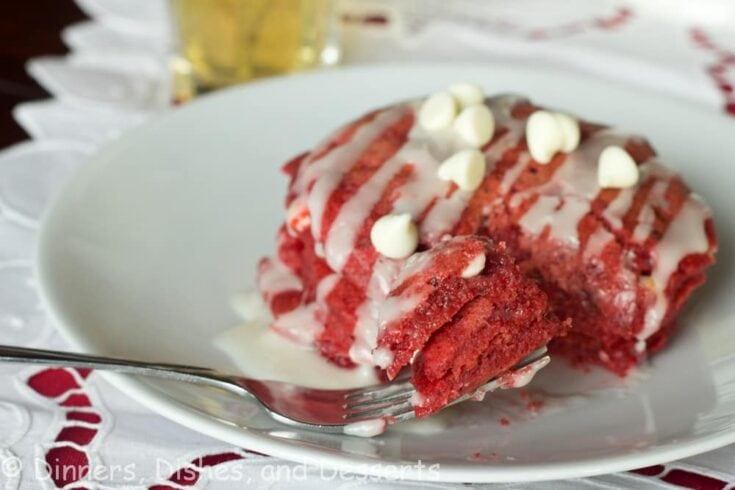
[215,293,378,389]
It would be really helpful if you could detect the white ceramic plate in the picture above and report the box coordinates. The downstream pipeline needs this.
[36,63,735,483]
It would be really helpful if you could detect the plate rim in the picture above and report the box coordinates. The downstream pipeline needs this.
[35,61,735,483]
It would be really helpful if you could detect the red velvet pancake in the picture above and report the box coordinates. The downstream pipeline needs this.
[257,93,717,416]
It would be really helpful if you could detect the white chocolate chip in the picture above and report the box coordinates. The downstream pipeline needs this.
[453,105,495,147]
[526,110,565,164]
[370,213,419,259]
[553,112,581,153]
[437,149,487,191]
[461,254,486,278]
[598,145,639,189]
[526,110,581,163]
[418,91,457,130]
[448,82,484,108]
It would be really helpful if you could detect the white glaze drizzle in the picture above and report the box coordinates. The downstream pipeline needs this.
[421,95,529,241]
[349,238,482,366]
[602,161,674,238]
[513,130,630,242]
[489,94,533,196]
[316,273,340,301]
[581,160,665,258]
[350,299,382,365]
[314,96,528,272]
[266,272,337,346]
[519,195,590,247]
[516,131,647,247]
[257,258,302,297]
[301,107,407,243]
[270,303,323,346]
[640,194,711,339]
[323,144,428,271]
[305,172,340,243]
[498,154,531,195]
[492,95,532,195]
[583,226,614,259]
[633,176,669,242]
[420,190,472,242]
[323,100,473,272]
[603,184,636,230]
[510,128,712,340]
[462,253,487,278]
[497,356,550,389]
[348,253,432,366]
[349,258,401,365]
[372,348,394,369]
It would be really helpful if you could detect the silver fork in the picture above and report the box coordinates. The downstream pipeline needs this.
[0,345,549,434]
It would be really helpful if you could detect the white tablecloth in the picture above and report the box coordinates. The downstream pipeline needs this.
[1,0,734,487]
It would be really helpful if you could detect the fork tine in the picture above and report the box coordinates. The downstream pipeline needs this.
[344,379,413,401]
[390,409,417,423]
[344,389,415,411]
[344,399,414,420]
[344,383,414,407]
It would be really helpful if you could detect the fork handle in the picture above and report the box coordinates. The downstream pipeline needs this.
[0,344,233,389]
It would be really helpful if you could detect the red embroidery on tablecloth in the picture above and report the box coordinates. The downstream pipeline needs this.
[59,393,92,407]
[45,446,89,487]
[340,5,633,41]
[527,7,632,40]
[632,464,665,476]
[150,450,269,489]
[55,427,97,445]
[28,368,80,397]
[26,367,98,488]
[26,366,269,488]
[630,464,732,489]
[66,411,102,423]
[662,468,728,490]
[690,28,735,116]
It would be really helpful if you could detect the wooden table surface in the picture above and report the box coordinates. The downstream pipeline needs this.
[0,1,86,149]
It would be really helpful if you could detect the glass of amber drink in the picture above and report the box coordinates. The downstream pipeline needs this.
[169,0,341,95]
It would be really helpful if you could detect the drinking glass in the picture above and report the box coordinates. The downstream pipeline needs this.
[169,0,341,96]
